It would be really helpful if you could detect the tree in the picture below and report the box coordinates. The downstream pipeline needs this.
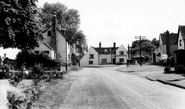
[0,0,43,50]
[39,2,80,30]
[131,39,155,56]
[151,38,159,48]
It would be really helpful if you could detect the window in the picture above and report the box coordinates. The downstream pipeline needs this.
[34,51,39,54]
[48,31,51,36]
[89,61,93,64]
[44,51,49,54]
[119,51,124,55]
[104,49,108,54]
[89,54,94,59]
[180,40,182,46]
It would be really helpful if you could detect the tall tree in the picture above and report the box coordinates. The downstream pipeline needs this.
[151,38,159,48]
[39,2,80,30]
[0,0,43,50]
[131,39,155,56]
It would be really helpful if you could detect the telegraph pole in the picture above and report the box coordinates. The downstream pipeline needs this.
[135,36,146,66]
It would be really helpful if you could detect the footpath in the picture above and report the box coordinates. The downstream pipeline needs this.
[117,65,185,89]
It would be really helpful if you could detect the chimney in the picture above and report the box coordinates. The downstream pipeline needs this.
[99,41,101,48]
[113,42,116,48]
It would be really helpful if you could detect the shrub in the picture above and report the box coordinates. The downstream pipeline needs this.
[164,67,170,73]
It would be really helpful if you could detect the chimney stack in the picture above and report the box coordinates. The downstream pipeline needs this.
[113,42,116,48]
[99,41,101,48]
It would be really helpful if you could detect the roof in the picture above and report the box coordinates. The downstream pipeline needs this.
[43,22,72,45]
[93,47,118,54]
[43,42,55,51]
[178,25,185,40]
[160,33,178,45]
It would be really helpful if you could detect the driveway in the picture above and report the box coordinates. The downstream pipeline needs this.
[35,66,185,109]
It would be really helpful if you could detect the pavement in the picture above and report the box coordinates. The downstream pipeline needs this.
[117,65,185,89]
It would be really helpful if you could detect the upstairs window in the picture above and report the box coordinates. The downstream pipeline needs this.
[119,51,124,55]
[89,54,94,59]
[48,31,51,36]
[34,51,39,54]
[179,39,182,46]
[44,51,49,55]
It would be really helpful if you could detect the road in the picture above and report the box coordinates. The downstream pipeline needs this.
[59,66,185,109]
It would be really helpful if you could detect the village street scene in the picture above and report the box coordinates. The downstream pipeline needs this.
[1,0,185,109]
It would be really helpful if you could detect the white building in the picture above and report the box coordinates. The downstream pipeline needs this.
[32,14,73,71]
[80,42,127,66]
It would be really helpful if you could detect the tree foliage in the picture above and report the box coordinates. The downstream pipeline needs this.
[0,0,43,50]
[151,38,159,48]
[39,2,80,30]
[131,39,155,56]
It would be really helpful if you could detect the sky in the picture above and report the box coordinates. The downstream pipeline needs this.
[1,0,185,59]
[37,0,185,48]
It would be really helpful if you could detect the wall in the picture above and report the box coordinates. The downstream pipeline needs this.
[178,32,185,50]
[80,46,99,66]
[56,30,67,63]
[33,43,55,59]
[99,54,111,64]
[169,44,178,55]
[115,45,127,63]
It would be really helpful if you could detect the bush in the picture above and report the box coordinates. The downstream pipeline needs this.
[16,51,61,69]
[164,67,170,73]
[176,65,185,74]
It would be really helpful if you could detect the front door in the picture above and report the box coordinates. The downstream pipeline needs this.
[113,58,116,64]
[119,58,124,64]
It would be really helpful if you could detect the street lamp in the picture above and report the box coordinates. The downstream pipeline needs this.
[135,36,146,66]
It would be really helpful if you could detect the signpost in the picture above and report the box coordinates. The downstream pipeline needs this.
[135,36,146,66]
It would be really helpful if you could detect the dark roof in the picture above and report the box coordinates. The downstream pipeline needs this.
[178,25,185,40]
[160,33,178,45]
[93,47,118,54]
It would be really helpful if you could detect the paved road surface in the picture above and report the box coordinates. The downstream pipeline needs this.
[60,67,185,109]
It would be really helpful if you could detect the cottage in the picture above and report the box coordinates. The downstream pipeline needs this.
[32,14,73,71]
[152,31,178,64]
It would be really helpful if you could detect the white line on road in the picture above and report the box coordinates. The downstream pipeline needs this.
[103,71,162,109]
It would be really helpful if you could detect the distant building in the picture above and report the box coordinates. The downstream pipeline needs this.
[80,42,127,66]
[177,25,185,50]
[152,31,178,64]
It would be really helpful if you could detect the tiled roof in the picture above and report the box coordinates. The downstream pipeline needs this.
[93,47,118,54]
[160,33,178,45]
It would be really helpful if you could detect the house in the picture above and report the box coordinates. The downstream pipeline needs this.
[152,31,178,64]
[32,14,73,71]
[173,26,185,71]
[80,42,127,66]
[177,25,185,50]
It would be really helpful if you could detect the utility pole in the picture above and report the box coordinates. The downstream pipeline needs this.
[135,36,146,66]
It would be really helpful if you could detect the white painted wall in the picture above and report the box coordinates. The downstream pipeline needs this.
[178,32,185,49]
[80,46,98,66]
[99,54,111,64]
[56,30,68,63]
[116,45,127,63]
[169,44,178,54]
[33,43,55,59]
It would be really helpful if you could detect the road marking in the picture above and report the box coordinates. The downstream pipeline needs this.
[102,71,162,109]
